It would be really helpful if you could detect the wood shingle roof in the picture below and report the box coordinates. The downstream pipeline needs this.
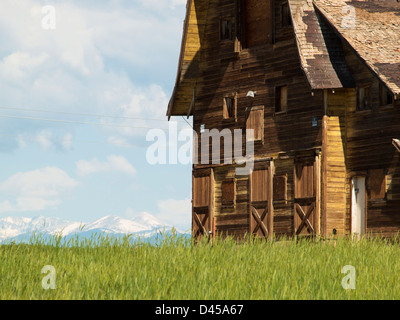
[313,0,400,96]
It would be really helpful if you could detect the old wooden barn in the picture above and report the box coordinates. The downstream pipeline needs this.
[167,0,400,239]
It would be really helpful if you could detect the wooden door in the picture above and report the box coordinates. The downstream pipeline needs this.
[294,157,320,236]
[192,169,214,238]
[249,161,273,238]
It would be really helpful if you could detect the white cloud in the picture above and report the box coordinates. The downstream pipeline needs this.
[62,133,73,151]
[0,52,49,80]
[35,130,54,151]
[157,198,191,227]
[14,130,74,152]
[0,0,186,152]
[76,155,136,176]
[0,167,79,213]
[126,198,191,230]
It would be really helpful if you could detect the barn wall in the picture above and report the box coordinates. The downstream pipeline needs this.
[213,165,250,239]
[190,0,400,239]
[206,157,304,239]
[193,0,324,166]
[191,0,326,238]
[273,158,294,238]
[342,44,400,237]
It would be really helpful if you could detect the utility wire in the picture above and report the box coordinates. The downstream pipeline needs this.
[181,116,193,129]
[0,132,136,148]
[0,114,190,130]
[0,106,186,123]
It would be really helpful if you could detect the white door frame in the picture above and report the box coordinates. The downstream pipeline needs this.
[351,176,366,238]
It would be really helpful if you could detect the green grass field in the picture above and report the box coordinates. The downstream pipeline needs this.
[0,233,399,300]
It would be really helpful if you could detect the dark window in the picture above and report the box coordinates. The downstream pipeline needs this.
[223,95,236,119]
[281,3,292,27]
[357,86,370,110]
[275,85,288,113]
[222,179,236,207]
[379,84,393,106]
[220,19,232,41]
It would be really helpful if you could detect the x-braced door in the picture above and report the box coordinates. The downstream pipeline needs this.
[249,161,274,239]
[192,169,214,239]
[294,155,320,236]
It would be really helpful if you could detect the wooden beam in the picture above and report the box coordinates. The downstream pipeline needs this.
[321,115,328,237]
[314,151,321,236]
[187,87,196,119]
[249,170,253,235]
[252,208,269,237]
[193,212,205,235]
[208,169,215,233]
[268,161,274,239]
[295,203,315,235]
[252,207,268,234]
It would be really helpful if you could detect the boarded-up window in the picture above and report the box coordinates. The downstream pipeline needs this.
[275,86,288,113]
[242,0,272,48]
[223,95,237,119]
[251,168,269,202]
[274,175,287,201]
[222,179,236,206]
[357,86,370,110]
[368,169,386,200]
[295,162,314,199]
[220,19,232,41]
[246,106,264,142]
[193,175,210,207]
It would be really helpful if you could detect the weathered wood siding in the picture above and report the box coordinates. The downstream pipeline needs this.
[214,165,250,238]
[273,158,294,238]
[170,0,209,115]
[342,43,400,237]
[191,0,325,238]
[187,0,400,239]
[194,0,324,165]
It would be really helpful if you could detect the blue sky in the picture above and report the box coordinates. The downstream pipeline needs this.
[0,0,193,230]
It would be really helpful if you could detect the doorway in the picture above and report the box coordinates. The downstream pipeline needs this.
[351,176,366,238]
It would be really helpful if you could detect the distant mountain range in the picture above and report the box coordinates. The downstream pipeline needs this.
[0,213,190,245]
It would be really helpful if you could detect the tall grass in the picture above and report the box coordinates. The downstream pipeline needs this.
[0,232,399,300]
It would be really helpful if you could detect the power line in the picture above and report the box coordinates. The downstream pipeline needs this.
[0,132,136,148]
[181,116,193,129]
[0,106,186,123]
[0,114,190,130]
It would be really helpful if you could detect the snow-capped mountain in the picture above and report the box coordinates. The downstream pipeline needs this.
[0,213,189,244]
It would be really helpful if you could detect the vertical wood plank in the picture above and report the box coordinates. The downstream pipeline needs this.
[249,171,253,234]
[268,161,274,239]
[209,169,215,233]
[321,115,328,237]
[315,152,321,235]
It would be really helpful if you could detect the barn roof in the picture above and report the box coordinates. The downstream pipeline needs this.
[167,0,400,117]
[313,0,400,96]
[288,0,355,90]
